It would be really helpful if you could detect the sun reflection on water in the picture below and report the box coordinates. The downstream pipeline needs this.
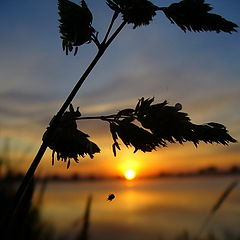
[37,177,240,240]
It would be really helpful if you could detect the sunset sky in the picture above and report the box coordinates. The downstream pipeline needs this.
[0,0,239,178]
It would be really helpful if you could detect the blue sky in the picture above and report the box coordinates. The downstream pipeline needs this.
[0,0,239,176]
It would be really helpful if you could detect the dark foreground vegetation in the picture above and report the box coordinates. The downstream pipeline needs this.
[0,170,239,240]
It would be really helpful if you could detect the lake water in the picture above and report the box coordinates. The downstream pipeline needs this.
[36,176,240,240]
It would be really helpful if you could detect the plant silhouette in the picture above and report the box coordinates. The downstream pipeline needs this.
[7,0,238,236]
[0,150,53,240]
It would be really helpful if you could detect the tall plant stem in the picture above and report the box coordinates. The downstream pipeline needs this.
[10,20,127,219]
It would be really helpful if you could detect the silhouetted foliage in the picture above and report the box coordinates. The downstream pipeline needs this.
[58,0,238,55]
[159,0,238,33]
[58,0,95,55]
[110,121,161,155]
[105,98,236,155]
[76,195,92,240]
[0,177,53,240]
[9,0,238,229]
[135,98,237,147]
[43,104,100,168]
[195,180,238,240]
[106,0,159,28]
[69,98,237,157]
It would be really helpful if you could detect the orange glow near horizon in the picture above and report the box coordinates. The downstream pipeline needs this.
[12,141,240,178]
[124,169,136,180]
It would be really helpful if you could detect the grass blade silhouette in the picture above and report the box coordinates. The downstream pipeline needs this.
[76,195,93,240]
[195,180,238,240]
[211,180,238,214]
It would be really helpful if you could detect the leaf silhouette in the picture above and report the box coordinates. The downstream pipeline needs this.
[195,180,238,240]
[190,123,237,146]
[106,0,159,28]
[135,98,237,147]
[43,105,100,168]
[58,0,95,55]
[160,0,238,33]
[211,180,238,214]
[109,121,162,155]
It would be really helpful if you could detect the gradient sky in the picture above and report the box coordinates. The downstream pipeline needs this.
[0,0,240,177]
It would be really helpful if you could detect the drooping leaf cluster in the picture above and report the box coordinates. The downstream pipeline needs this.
[110,121,161,156]
[161,0,238,33]
[106,0,159,28]
[44,99,236,165]
[43,104,100,168]
[58,0,237,55]
[55,0,238,161]
[58,0,95,55]
[107,98,237,156]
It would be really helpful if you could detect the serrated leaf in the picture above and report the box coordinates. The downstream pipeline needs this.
[58,0,95,55]
[161,0,238,33]
[106,0,158,28]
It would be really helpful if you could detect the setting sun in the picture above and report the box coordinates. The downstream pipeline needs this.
[124,169,136,180]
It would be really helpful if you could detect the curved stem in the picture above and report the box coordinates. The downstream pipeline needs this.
[9,20,127,222]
